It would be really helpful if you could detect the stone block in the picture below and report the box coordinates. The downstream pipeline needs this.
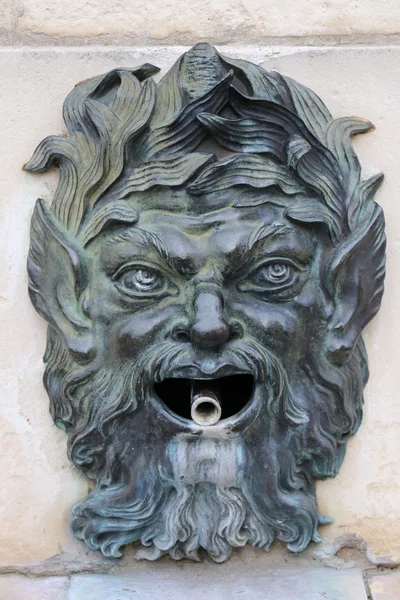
[69,570,367,599]
[0,1,16,32]
[0,575,69,600]
[369,571,400,600]
[14,0,400,42]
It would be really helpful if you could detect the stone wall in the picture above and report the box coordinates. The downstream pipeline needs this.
[1,2,400,598]
[3,0,400,45]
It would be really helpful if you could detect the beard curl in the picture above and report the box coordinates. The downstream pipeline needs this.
[71,463,321,562]
[293,337,368,480]
[44,327,367,561]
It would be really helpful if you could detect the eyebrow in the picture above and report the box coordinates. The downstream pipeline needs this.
[247,221,290,251]
[229,222,310,275]
[104,228,197,275]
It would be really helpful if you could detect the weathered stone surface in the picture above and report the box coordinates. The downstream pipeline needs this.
[12,0,400,42]
[0,575,69,600]
[369,571,400,599]
[0,45,400,569]
[69,570,367,599]
[0,1,16,33]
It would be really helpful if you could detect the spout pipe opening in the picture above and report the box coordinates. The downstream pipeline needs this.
[190,389,222,426]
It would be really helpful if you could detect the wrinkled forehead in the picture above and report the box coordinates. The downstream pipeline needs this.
[120,186,301,215]
[95,187,317,270]
[138,202,282,253]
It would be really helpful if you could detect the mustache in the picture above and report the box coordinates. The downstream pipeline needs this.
[68,337,308,472]
[133,338,308,426]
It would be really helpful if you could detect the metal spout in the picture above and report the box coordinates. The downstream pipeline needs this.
[190,384,222,426]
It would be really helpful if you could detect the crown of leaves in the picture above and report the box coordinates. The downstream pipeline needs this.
[25,43,383,245]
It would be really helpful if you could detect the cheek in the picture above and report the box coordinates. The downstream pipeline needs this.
[233,301,298,342]
[232,290,327,353]
[108,305,178,358]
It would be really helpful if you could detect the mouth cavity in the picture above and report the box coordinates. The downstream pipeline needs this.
[154,374,254,425]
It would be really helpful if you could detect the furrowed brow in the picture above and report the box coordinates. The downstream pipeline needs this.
[247,221,290,251]
[105,228,169,259]
[228,222,296,275]
[105,228,196,275]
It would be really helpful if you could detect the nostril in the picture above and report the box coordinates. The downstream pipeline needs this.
[171,326,191,343]
[175,331,191,343]
[230,321,244,341]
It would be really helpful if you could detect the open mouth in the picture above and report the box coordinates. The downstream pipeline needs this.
[154,374,255,425]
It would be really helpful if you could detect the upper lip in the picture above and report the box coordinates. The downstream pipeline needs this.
[158,363,251,381]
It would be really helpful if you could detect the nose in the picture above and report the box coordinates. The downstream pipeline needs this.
[180,290,231,348]
[190,291,230,347]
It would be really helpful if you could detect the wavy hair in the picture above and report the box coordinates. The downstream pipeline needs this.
[25,43,383,245]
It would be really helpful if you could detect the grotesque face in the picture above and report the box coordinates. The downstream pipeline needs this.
[27,44,385,562]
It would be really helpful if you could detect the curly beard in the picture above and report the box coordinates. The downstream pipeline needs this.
[43,328,367,562]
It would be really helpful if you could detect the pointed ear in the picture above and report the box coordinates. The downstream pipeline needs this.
[28,199,94,361]
[326,203,386,363]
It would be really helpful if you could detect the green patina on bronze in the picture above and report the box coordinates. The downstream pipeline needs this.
[26,44,386,562]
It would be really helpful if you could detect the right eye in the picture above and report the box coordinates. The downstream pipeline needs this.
[119,268,165,292]
[113,264,177,299]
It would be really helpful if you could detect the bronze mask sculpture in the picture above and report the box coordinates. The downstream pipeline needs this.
[27,44,386,562]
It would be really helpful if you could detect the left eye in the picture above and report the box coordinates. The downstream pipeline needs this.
[238,259,302,297]
[116,266,167,295]
[254,262,293,285]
